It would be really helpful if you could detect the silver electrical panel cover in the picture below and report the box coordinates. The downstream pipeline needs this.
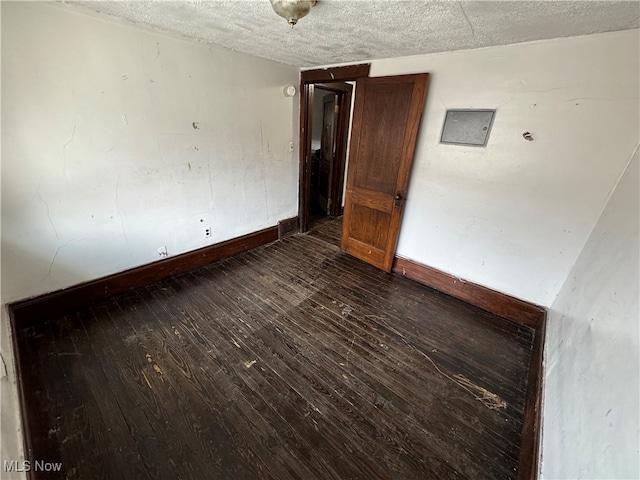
[440,109,496,147]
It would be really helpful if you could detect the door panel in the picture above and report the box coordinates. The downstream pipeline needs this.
[348,204,390,250]
[349,187,394,214]
[318,94,338,214]
[353,83,413,194]
[341,74,429,272]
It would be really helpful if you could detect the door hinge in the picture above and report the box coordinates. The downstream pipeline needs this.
[334,105,339,113]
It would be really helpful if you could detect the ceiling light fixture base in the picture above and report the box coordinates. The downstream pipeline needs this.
[269,0,317,27]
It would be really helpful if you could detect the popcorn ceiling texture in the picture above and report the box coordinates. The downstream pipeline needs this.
[66,0,639,67]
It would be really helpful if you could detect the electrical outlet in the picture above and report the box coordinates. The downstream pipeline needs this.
[158,246,168,258]
[204,227,212,238]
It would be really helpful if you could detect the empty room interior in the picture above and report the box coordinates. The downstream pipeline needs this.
[1,1,639,479]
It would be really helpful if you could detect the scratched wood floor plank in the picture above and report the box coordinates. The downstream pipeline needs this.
[245,235,531,415]
[18,317,155,480]
[171,270,456,478]
[282,233,533,406]
[77,304,212,480]
[205,252,521,474]
[189,260,488,477]
[130,285,323,480]
[54,313,159,480]
[166,272,394,479]
[307,216,343,246]
[16,216,534,480]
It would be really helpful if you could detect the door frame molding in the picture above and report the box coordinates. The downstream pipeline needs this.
[298,64,371,232]
[316,82,353,217]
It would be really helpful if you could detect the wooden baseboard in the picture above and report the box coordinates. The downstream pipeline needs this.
[518,313,546,480]
[9,226,278,328]
[391,255,546,480]
[278,216,299,239]
[392,256,545,328]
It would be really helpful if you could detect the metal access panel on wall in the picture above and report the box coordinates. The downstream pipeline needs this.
[440,109,496,147]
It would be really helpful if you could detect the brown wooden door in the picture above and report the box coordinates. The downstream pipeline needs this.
[318,94,338,214]
[341,74,429,271]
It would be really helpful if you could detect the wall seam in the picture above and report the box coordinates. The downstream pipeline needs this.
[546,141,640,307]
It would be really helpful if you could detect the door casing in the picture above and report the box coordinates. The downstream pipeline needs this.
[298,66,428,274]
[298,64,371,232]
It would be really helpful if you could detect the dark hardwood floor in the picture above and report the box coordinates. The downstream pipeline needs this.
[308,215,342,247]
[16,217,534,479]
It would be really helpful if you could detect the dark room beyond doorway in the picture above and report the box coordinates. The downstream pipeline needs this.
[304,82,353,230]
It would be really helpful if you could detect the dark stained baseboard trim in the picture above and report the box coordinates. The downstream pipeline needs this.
[278,216,299,240]
[518,313,546,480]
[8,316,36,480]
[391,255,546,480]
[392,256,545,328]
[9,226,279,329]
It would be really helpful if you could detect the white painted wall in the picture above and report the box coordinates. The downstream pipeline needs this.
[1,1,299,304]
[0,307,26,480]
[0,5,26,477]
[368,30,639,306]
[1,4,297,469]
[0,10,25,474]
[541,146,639,479]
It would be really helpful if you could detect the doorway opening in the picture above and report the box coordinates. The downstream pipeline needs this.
[298,64,371,233]
[299,65,428,273]
[308,82,352,226]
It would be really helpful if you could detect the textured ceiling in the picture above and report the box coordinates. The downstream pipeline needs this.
[66,1,640,67]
